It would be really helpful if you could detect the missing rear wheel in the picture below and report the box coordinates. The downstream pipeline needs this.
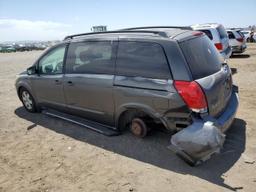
[130,118,148,138]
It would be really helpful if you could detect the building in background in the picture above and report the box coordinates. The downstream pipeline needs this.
[91,25,107,32]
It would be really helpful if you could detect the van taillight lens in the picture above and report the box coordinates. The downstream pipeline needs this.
[215,43,223,51]
[174,81,208,113]
[236,37,243,42]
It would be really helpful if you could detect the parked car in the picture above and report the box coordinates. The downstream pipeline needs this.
[191,23,232,59]
[16,27,239,165]
[34,44,47,50]
[227,29,247,54]
[14,44,32,51]
[241,30,256,42]
[0,45,16,53]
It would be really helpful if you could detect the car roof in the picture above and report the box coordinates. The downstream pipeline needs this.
[63,27,197,43]
[191,23,221,29]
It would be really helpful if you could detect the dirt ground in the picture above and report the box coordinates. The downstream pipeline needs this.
[0,44,256,192]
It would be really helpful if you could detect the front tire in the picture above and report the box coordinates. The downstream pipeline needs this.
[19,88,37,113]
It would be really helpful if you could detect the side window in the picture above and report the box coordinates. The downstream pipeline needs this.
[200,30,213,40]
[116,41,171,79]
[228,31,235,39]
[38,45,66,75]
[237,31,244,38]
[66,41,114,74]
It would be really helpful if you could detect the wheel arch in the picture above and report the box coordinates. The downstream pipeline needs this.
[17,82,37,103]
[115,103,168,131]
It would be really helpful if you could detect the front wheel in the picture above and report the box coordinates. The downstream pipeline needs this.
[19,88,37,113]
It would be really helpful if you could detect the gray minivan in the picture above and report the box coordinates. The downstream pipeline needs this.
[16,27,239,165]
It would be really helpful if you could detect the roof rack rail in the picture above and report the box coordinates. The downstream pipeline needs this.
[121,26,192,30]
[227,27,243,31]
[64,30,168,40]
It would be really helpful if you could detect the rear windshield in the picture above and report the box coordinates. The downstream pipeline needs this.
[180,35,222,80]
[217,25,228,39]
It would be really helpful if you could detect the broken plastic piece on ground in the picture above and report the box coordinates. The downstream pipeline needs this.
[242,153,255,164]
[169,120,225,165]
[230,67,237,75]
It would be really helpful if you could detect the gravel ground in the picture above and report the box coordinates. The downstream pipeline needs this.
[0,45,256,192]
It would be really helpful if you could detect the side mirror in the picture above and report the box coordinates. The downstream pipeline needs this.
[27,65,36,75]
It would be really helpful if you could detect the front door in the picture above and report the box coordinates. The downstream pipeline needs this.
[31,45,67,110]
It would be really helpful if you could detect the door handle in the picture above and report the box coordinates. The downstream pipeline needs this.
[67,81,74,86]
[55,79,62,85]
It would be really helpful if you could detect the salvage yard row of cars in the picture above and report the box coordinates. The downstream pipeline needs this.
[191,23,250,58]
[15,23,249,166]
[0,42,54,53]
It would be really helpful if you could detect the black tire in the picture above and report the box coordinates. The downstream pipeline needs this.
[130,118,148,138]
[19,88,37,113]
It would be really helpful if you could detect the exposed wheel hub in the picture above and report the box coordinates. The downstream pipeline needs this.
[131,118,147,138]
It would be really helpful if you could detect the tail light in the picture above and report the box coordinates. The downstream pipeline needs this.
[236,37,243,42]
[192,31,204,36]
[215,43,223,51]
[174,81,208,113]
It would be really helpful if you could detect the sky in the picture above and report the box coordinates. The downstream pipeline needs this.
[0,0,255,42]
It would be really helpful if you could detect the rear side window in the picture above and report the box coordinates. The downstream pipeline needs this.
[66,41,114,74]
[116,41,171,79]
[237,31,244,38]
[217,25,228,39]
[199,30,213,40]
[228,31,235,39]
[180,35,222,80]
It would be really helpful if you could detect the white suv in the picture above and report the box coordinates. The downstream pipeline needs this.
[191,23,232,59]
[227,29,247,54]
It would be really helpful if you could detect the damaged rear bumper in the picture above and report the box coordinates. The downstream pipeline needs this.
[169,90,239,166]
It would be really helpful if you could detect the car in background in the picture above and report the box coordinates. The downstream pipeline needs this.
[0,45,16,53]
[14,44,31,52]
[241,30,256,42]
[227,29,247,54]
[34,44,47,50]
[191,23,232,59]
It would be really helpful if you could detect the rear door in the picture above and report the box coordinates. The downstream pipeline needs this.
[179,35,232,117]
[114,41,173,116]
[64,40,117,125]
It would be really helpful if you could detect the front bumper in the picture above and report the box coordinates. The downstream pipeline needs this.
[169,90,239,165]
